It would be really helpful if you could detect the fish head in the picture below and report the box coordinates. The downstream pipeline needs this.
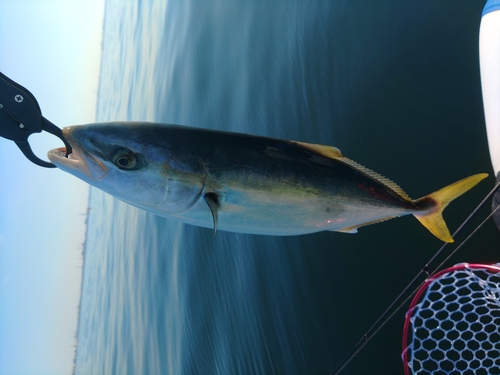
[47,122,206,214]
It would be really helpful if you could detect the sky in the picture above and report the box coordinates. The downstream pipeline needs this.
[0,1,105,374]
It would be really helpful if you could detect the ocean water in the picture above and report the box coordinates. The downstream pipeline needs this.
[75,1,496,374]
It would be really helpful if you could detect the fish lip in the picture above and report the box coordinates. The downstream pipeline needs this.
[47,127,108,179]
[48,145,87,173]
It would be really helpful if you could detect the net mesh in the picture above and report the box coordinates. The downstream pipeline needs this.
[403,264,500,375]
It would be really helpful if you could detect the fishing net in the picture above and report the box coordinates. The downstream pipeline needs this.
[402,263,500,375]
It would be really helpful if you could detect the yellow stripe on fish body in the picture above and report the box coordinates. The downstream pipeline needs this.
[47,122,488,242]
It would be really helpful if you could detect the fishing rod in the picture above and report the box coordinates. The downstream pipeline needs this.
[331,179,500,375]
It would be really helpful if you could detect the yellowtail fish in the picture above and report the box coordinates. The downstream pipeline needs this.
[47,122,487,242]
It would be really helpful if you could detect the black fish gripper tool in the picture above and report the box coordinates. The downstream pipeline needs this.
[0,72,72,168]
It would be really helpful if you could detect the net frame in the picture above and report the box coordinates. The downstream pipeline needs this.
[402,263,500,375]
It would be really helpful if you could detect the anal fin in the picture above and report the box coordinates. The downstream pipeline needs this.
[204,192,220,237]
[334,227,358,234]
[334,216,396,234]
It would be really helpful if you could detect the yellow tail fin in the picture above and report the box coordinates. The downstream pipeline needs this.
[413,173,488,243]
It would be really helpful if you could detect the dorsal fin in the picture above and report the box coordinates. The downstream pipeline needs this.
[293,141,343,158]
[294,140,412,202]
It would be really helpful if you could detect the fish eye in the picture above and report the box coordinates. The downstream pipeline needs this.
[112,149,137,170]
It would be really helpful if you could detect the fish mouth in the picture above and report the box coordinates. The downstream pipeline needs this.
[47,126,108,179]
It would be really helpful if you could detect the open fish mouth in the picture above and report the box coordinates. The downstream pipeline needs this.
[47,145,92,178]
[47,127,108,179]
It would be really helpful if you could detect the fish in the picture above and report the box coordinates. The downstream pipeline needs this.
[47,122,487,242]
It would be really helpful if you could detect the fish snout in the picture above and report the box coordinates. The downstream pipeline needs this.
[48,125,108,179]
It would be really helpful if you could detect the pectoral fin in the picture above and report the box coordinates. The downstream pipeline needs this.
[204,192,220,237]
